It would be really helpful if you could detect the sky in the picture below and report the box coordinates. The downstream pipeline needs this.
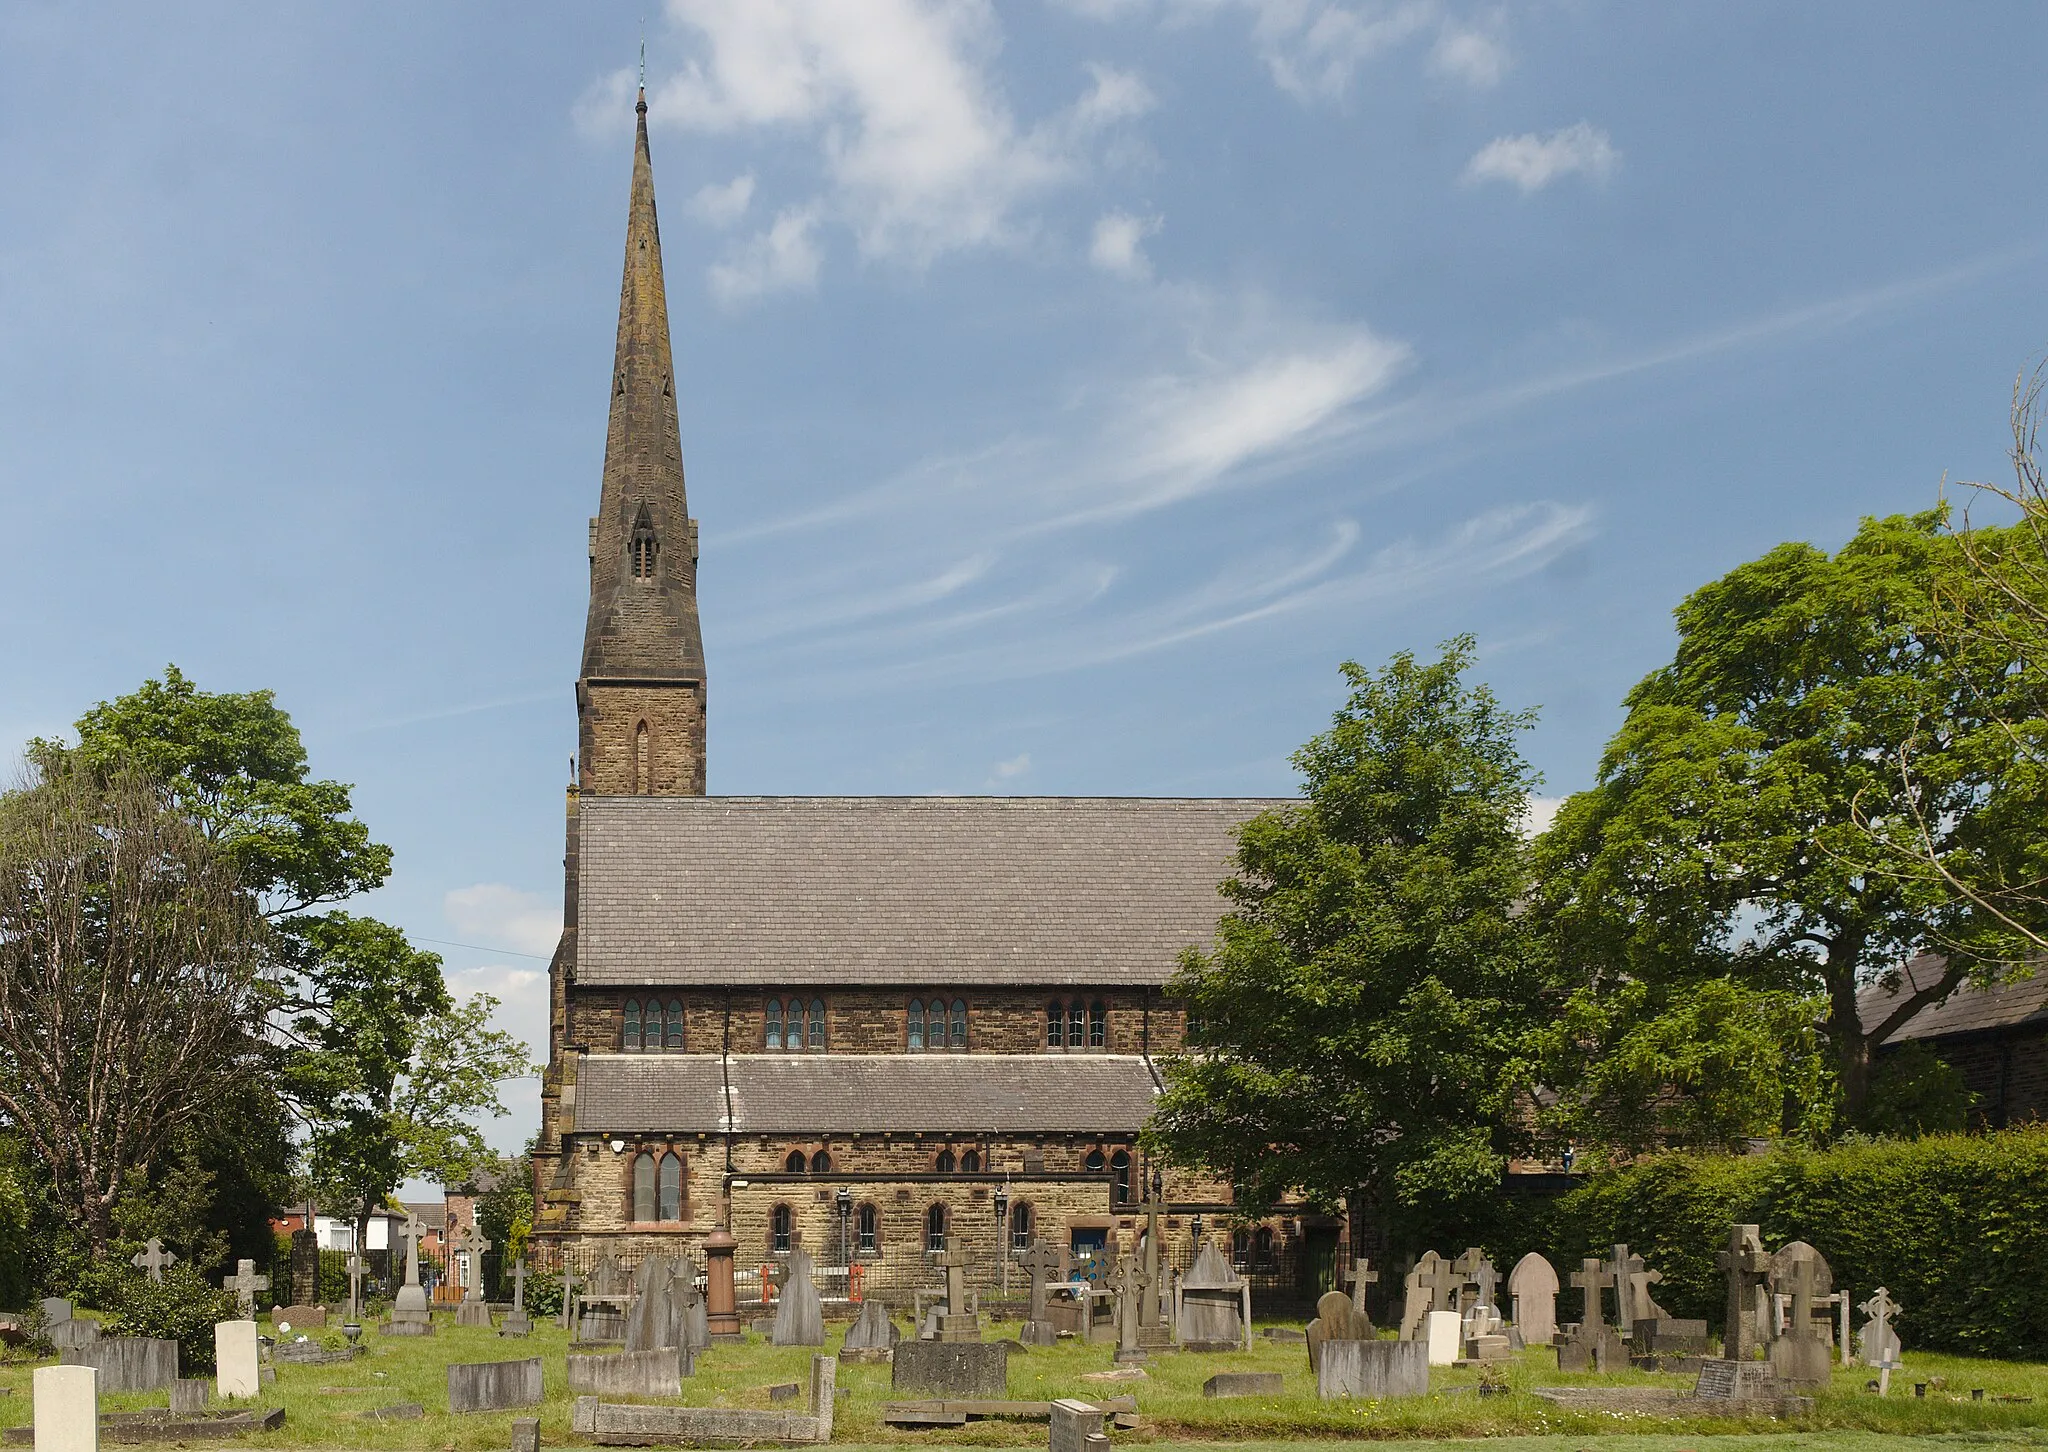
[5,2,2048,1175]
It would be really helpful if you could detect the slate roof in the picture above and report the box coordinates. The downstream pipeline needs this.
[574,795,1286,987]
[1859,953,2048,1042]
[574,1053,1163,1134]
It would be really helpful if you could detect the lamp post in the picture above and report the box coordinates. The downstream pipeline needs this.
[1191,1213,1204,1254]
[835,1185,852,1271]
[994,1183,1011,1301]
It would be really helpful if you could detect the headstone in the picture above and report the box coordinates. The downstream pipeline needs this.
[60,1338,178,1393]
[1715,1224,1772,1362]
[130,1239,178,1285]
[214,1321,261,1400]
[1451,1247,1498,1315]
[170,1379,209,1416]
[386,1213,432,1336]
[34,1364,98,1452]
[222,1262,269,1320]
[623,1256,679,1353]
[891,1340,1009,1398]
[1424,1309,1462,1365]
[1018,1240,1066,1348]
[511,1416,540,1452]
[345,1252,365,1325]
[1508,1252,1559,1346]
[558,1268,583,1332]
[500,1259,533,1337]
[1398,1254,1435,1340]
[451,1223,494,1328]
[1767,1241,1833,1388]
[1108,1253,1153,1362]
[766,1381,799,1403]
[448,1358,544,1414]
[934,1243,980,1343]
[274,1304,326,1330]
[43,1301,97,1354]
[1319,1338,1429,1399]
[672,1256,710,1353]
[1570,1256,1614,1334]
[1176,1239,1249,1351]
[1858,1287,1902,1368]
[841,1299,899,1362]
[1049,1398,1108,1452]
[1305,1290,1370,1374]
[566,1348,687,1397]
[363,1401,427,1421]
[1692,1356,1778,1401]
[771,1245,825,1347]
[1203,1372,1284,1397]
[291,1227,319,1306]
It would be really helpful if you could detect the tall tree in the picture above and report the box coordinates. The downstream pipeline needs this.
[1144,640,1546,1249]
[0,761,270,1254]
[1537,511,2037,1130]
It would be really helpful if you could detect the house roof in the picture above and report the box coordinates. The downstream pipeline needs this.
[1860,954,2048,1042]
[574,795,1284,988]
[574,1053,1163,1135]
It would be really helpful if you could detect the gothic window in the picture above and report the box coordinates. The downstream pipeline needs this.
[772,1203,792,1254]
[809,999,826,1048]
[1110,1150,1131,1205]
[786,1150,808,1174]
[665,999,685,1050]
[934,1148,956,1174]
[634,720,651,795]
[811,1150,831,1173]
[1089,1001,1106,1048]
[623,999,643,1052]
[630,505,659,579]
[949,998,967,1048]
[1083,1149,1106,1174]
[1009,1201,1033,1251]
[632,1153,656,1222]
[765,998,784,1049]
[907,999,925,1050]
[1253,1226,1276,1270]
[1046,1003,1063,1048]
[658,1154,682,1220]
[1068,1001,1085,1047]
[925,1204,948,1253]
[1232,1228,1251,1269]
[960,1148,981,1173]
[856,1203,878,1254]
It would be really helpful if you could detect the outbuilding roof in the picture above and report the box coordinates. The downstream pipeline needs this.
[574,795,1284,988]
[1860,954,2048,1043]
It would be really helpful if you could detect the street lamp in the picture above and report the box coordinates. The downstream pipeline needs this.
[993,1184,1011,1300]
[835,1185,852,1269]
[1191,1213,1204,1253]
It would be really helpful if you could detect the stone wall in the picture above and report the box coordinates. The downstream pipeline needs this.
[578,682,706,797]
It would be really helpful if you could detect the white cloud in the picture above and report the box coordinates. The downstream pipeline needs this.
[991,752,1031,779]
[709,206,823,305]
[1463,122,1619,193]
[629,0,1156,276]
[1089,209,1161,276]
[442,883,562,958]
[1429,18,1508,87]
[690,173,756,226]
[1520,794,1565,839]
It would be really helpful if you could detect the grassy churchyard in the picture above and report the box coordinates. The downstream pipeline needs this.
[4,1311,2048,1449]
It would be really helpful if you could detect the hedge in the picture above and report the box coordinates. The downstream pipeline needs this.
[1539,1127,2048,1361]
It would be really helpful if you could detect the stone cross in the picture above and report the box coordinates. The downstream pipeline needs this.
[1610,1243,1666,1326]
[1776,1252,1827,1338]
[131,1238,177,1283]
[1341,1258,1378,1296]
[937,1243,969,1319]
[1019,1239,1066,1323]
[510,1258,529,1312]
[559,1267,583,1330]
[224,1258,270,1317]
[1569,1257,1613,1331]
[452,1223,492,1301]
[1109,1253,1149,1357]
[1858,1287,1902,1372]
[400,1212,425,1287]
[345,1251,365,1322]
[1716,1224,1772,1361]
[1452,1247,1497,1313]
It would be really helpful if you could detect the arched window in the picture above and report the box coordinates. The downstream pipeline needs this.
[961,1148,981,1173]
[1089,1001,1106,1048]
[919,990,941,1045]
[1068,1001,1085,1047]
[1253,1225,1275,1270]
[786,1150,808,1174]
[783,992,804,1048]
[856,1203,879,1254]
[772,1204,792,1254]
[1046,1002,1063,1048]
[1232,1228,1251,1269]
[765,998,784,1050]
[666,1000,685,1050]
[949,998,967,1048]
[623,999,642,1052]
[810,1149,831,1173]
[658,1154,682,1220]
[925,1204,948,1253]
[809,999,826,1049]
[934,1148,956,1174]
[1009,1201,1033,1251]
[1083,1148,1106,1174]
[632,1153,656,1222]
[630,505,659,579]
[907,999,925,1051]
[1110,1150,1131,1205]
[634,721,651,794]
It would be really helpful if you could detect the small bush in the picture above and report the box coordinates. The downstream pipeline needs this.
[525,1271,565,1321]
[102,1267,241,1374]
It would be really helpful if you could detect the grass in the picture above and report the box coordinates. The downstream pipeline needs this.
[0,1312,2045,1447]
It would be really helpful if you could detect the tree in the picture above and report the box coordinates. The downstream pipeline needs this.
[1536,512,2037,1132]
[285,915,530,1253]
[0,761,271,1254]
[1144,639,1546,1250]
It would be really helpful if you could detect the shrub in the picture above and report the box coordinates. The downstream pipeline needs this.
[102,1267,241,1374]
[525,1271,565,1321]
[1548,1126,2048,1360]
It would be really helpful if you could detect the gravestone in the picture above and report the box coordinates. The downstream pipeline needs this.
[558,1268,582,1333]
[1109,1253,1159,1363]
[215,1321,261,1400]
[1204,1372,1283,1397]
[448,1358,543,1414]
[1305,1290,1370,1374]
[512,1416,540,1452]
[385,1213,432,1336]
[34,1364,98,1452]
[60,1338,178,1393]
[130,1239,177,1285]
[891,1340,1009,1398]
[222,1262,269,1321]
[1692,1356,1778,1402]
[675,1256,710,1353]
[1424,1310,1462,1365]
[1049,1398,1107,1452]
[1176,1239,1249,1351]
[501,1259,533,1337]
[841,1299,899,1363]
[1451,1247,1498,1316]
[1715,1224,1772,1362]
[579,1255,628,1344]
[1767,1241,1833,1388]
[934,1243,980,1343]
[566,1348,687,1397]
[1318,1338,1429,1400]
[1858,1287,1902,1368]
[170,1379,209,1417]
[42,1300,98,1353]
[623,1256,680,1353]
[1508,1252,1559,1346]
[451,1223,494,1328]
[1555,1256,1619,1370]
[1399,1251,1446,1340]
[291,1228,319,1306]
[1018,1240,1066,1348]
[274,1304,326,1330]
[345,1252,365,1325]
[771,1245,825,1347]
[1610,1243,1672,1330]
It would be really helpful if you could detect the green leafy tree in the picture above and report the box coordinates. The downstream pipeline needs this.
[474,1146,536,1294]
[1536,512,2038,1134]
[1144,639,1547,1249]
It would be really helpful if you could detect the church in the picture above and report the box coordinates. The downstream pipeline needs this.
[530,90,1335,1301]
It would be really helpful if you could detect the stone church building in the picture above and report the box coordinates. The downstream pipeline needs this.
[531,92,1332,1295]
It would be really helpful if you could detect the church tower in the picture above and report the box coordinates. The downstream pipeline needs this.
[578,87,706,797]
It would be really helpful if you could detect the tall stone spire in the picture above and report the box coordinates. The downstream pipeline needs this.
[578,87,707,797]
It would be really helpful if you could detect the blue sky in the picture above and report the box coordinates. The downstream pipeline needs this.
[5,2,2047,1164]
